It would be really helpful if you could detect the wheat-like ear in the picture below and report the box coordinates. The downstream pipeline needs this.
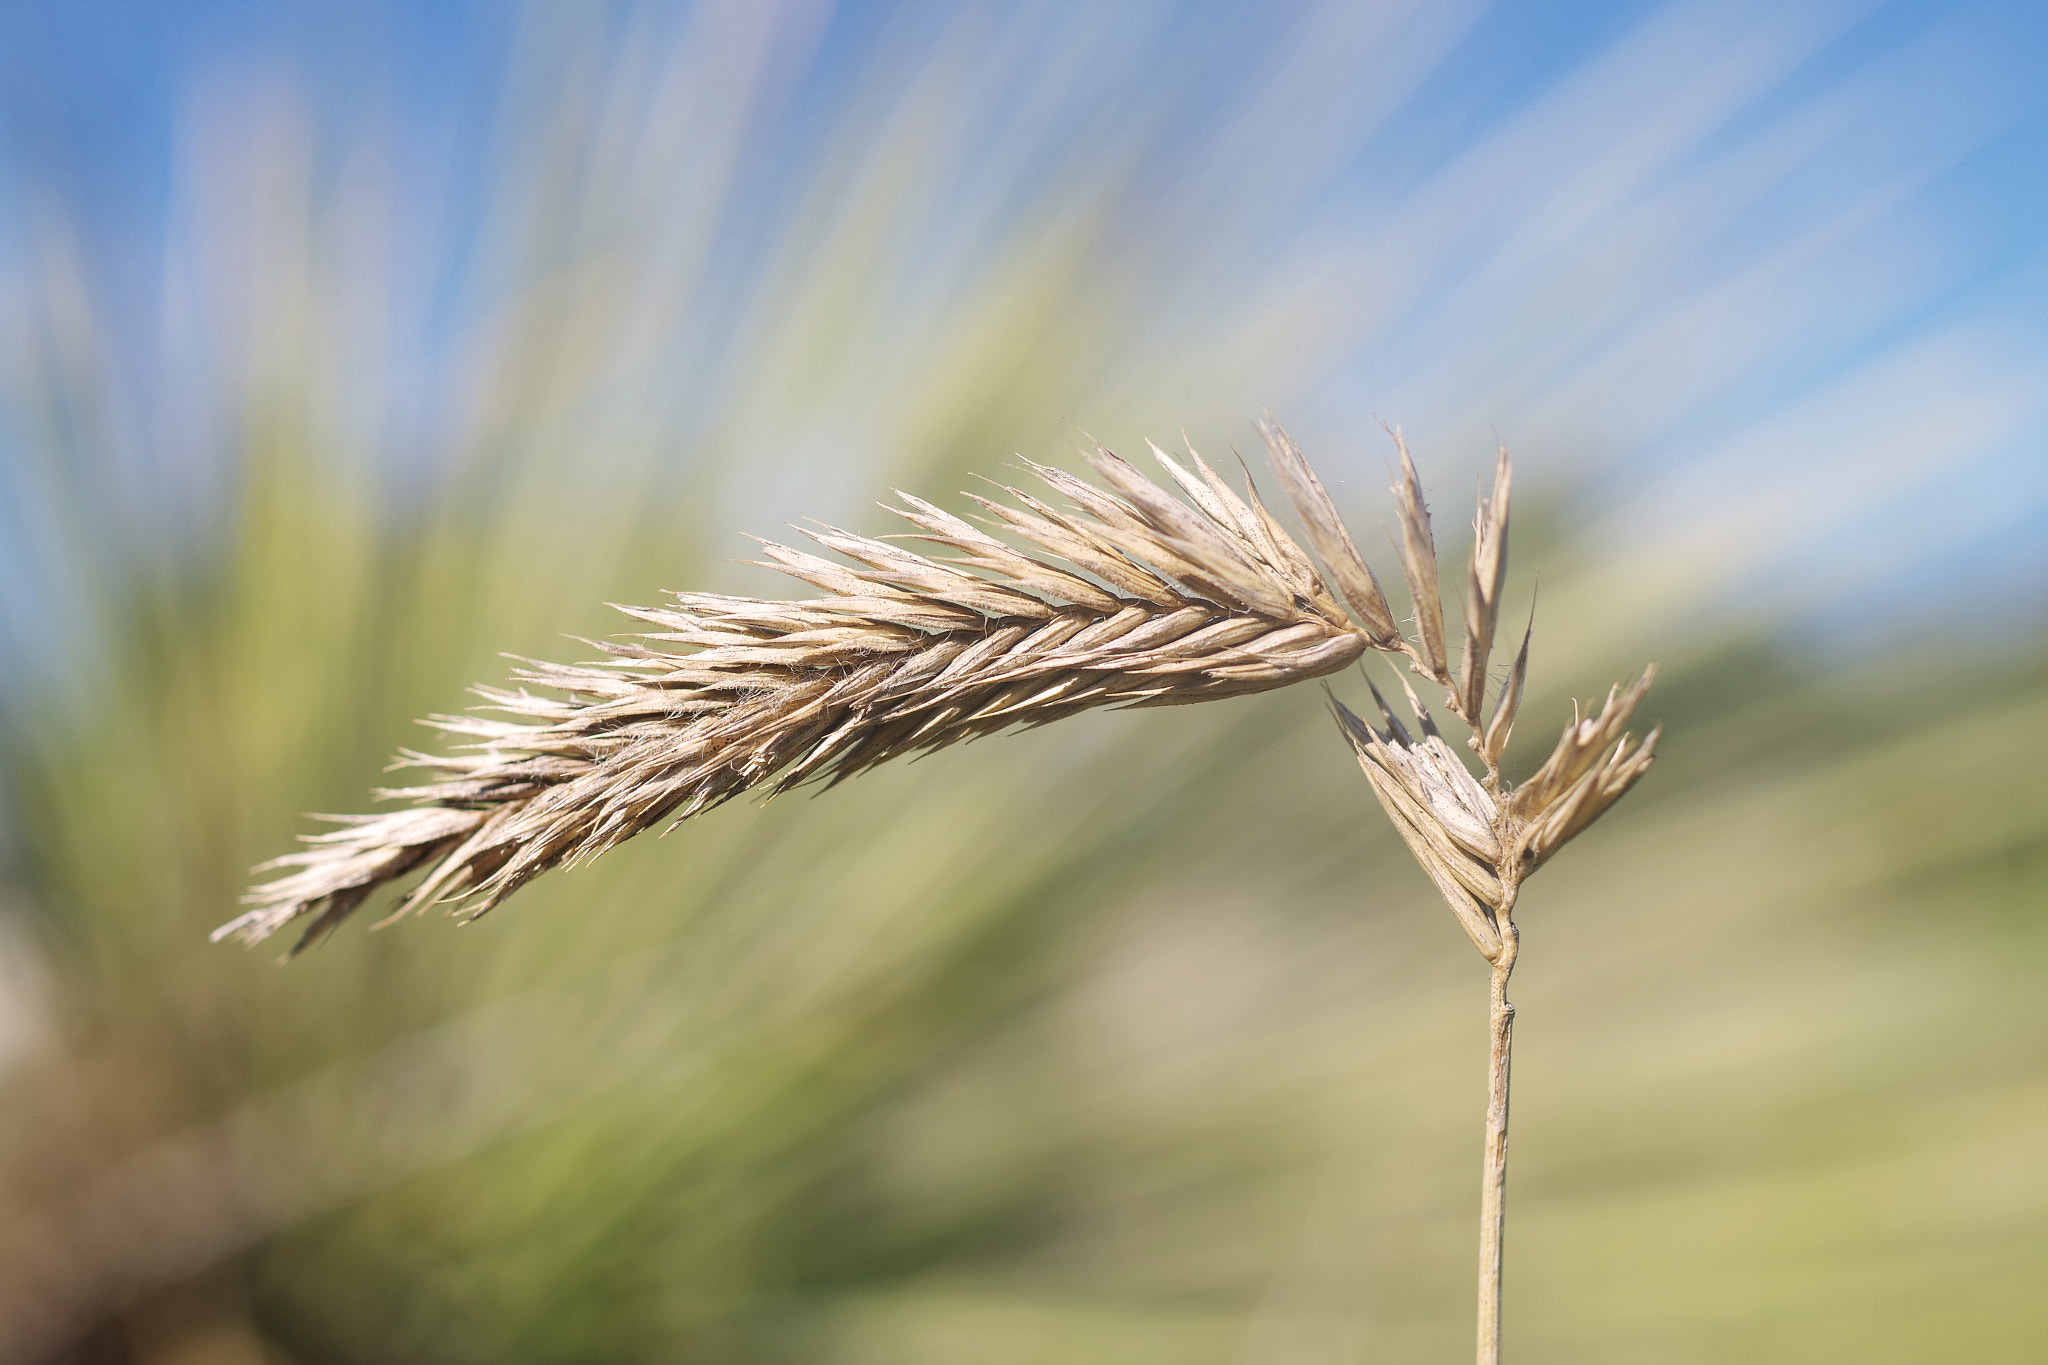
[225,427,1414,953]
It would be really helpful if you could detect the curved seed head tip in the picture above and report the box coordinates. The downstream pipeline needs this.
[230,425,1413,953]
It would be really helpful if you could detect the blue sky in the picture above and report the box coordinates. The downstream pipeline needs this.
[2,0,2045,682]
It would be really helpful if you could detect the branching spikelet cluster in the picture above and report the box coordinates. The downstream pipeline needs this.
[223,417,1655,955]
[1330,430,1658,962]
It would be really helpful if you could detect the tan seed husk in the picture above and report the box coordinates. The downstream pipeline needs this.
[1458,445,1512,720]
[1389,430,1450,683]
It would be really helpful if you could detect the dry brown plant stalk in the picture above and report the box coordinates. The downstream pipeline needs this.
[1329,430,1657,1365]
[223,417,1656,1360]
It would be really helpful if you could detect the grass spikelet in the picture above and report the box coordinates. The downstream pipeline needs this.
[1255,414,1400,644]
[1389,429,1450,681]
[1458,445,1512,721]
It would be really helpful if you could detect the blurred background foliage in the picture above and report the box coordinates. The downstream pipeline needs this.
[2,2,2046,1362]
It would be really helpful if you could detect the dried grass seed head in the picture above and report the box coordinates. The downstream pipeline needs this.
[226,418,1657,962]
[226,427,1408,953]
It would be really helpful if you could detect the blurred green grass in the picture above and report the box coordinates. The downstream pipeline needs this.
[3,400,2045,1363]
[3,9,2045,1357]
